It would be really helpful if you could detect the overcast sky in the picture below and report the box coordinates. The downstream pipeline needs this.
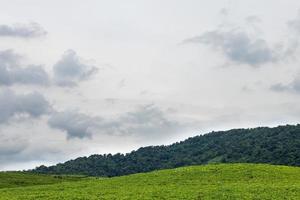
[1,0,300,170]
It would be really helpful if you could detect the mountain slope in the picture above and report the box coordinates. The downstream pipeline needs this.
[33,124,300,176]
[4,164,300,199]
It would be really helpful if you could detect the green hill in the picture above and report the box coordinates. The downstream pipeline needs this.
[34,124,300,177]
[0,172,86,189]
[2,164,300,199]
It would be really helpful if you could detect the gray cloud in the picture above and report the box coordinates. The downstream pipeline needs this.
[183,29,276,67]
[245,16,262,24]
[288,11,300,34]
[10,65,50,85]
[271,75,300,93]
[0,50,50,86]
[48,111,102,139]
[0,89,50,123]
[0,138,27,156]
[111,104,182,138]
[282,11,300,58]
[0,23,47,38]
[270,83,289,92]
[268,12,300,94]
[0,140,30,169]
[53,50,98,87]
[0,49,100,87]
[0,49,21,66]
[0,135,28,165]
[48,105,185,140]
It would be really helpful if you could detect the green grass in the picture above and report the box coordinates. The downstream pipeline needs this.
[0,172,87,189]
[1,164,300,199]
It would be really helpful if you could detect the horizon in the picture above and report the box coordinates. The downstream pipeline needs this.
[1,0,300,171]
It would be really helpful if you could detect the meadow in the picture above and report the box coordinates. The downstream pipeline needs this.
[1,164,300,199]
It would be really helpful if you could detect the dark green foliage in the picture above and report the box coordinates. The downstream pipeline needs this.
[33,124,300,177]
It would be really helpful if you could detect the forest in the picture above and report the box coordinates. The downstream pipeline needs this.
[33,124,300,177]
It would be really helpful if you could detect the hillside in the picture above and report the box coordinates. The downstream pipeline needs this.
[33,124,300,177]
[2,164,300,199]
[0,172,86,189]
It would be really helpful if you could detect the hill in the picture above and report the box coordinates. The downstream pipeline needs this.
[0,172,86,189]
[33,124,300,177]
[2,164,300,199]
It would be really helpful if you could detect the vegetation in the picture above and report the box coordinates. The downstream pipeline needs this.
[1,164,300,199]
[0,172,86,189]
[33,124,300,177]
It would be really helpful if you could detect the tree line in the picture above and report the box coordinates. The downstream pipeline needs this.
[33,124,300,177]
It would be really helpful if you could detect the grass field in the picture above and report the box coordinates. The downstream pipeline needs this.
[0,172,86,189]
[1,164,300,199]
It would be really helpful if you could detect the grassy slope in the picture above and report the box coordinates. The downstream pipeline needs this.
[0,172,86,189]
[1,164,300,199]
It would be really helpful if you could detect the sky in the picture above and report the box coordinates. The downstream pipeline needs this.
[1,0,300,170]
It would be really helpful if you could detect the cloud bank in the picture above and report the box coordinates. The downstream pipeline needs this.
[48,105,185,140]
